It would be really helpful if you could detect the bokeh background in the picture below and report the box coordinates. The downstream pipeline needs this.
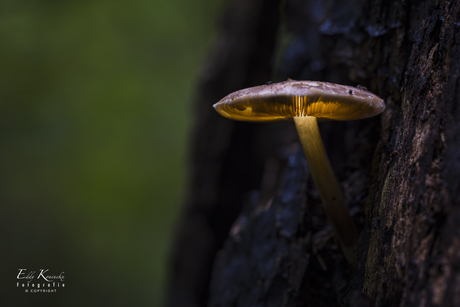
[0,0,223,306]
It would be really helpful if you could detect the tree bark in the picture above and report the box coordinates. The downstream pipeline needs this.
[167,0,460,306]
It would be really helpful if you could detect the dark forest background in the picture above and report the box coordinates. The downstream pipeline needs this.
[0,1,223,306]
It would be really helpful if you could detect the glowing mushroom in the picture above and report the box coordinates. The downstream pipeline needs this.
[213,80,385,266]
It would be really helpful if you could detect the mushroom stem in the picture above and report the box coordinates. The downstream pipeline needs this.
[293,115,358,266]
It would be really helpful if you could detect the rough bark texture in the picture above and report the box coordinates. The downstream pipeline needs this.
[167,0,460,306]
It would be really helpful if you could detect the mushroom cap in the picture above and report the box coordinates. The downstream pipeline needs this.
[213,80,385,122]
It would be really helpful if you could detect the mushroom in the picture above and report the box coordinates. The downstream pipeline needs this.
[213,80,385,266]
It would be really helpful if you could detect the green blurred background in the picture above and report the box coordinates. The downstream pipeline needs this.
[0,0,223,306]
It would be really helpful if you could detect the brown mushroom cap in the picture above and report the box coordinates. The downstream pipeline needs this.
[213,80,385,122]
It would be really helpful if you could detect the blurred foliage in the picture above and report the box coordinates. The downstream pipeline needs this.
[0,0,223,306]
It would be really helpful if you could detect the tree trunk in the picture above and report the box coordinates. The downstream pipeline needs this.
[167,0,460,306]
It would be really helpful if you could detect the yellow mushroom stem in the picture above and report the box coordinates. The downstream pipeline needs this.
[293,115,358,266]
